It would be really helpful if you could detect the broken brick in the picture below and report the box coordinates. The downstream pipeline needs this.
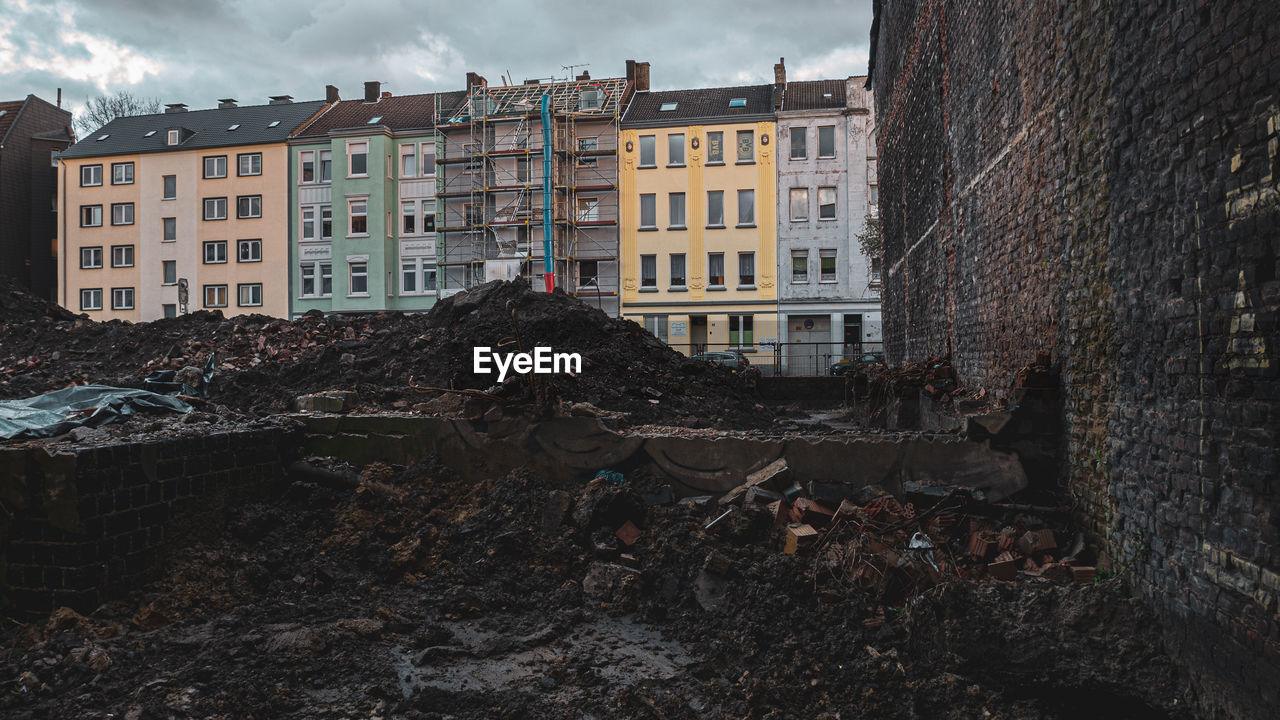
[783,523,819,555]
[615,520,642,546]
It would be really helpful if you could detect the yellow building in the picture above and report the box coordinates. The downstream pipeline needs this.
[58,98,328,320]
[620,85,778,370]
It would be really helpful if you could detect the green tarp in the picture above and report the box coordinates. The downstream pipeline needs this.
[0,385,191,440]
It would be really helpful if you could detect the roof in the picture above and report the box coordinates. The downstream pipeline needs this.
[0,100,27,145]
[59,99,327,159]
[438,78,629,124]
[294,90,467,138]
[622,84,775,128]
[780,80,847,112]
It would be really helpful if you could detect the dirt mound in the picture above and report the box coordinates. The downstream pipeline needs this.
[0,280,769,429]
[0,276,78,324]
[0,458,1193,719]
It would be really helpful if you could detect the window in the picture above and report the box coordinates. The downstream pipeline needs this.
[238,239,262,262]
[738,252,755,286]
[790,127,806,160]
[421,144,435,176]
[579,89,603,111]
[792,250,809,282]
[668,192,685,228]
[578,137,597,167]
[707,191,724,227]
[790,188,808,221]
[349,199,368,235]
[51,149,59,167]
[302,207,316,240]
[348,260,369,295]
[80,288,102,311]
[111,245,134,268]
[706,132,724,164]
[737,189,755,226]
[708,252,725,287]
[421,202,435,233]
[402,201,416,234]
[869,185,879,206]
[640,254,656,288]
[639,194,656,229]
[80,205,102,227]
[659,102,678,112]
[870,257,882,284]
[203,284,228,308]
[320,150,332,182]
[643,315,668,343]
[237,195,262,219]
[577,260,599,289]
[668,133,685,166]
[203,241,227,264]
[401,146,417,177]
[301,151,315,183]
[203,155,227,179]
[80,165,102,186]
[728,315,754,348]
[163,217,177,242]
[80,246,102,269]
[163,260,177,285]
[516,157,530,183]
[639,135,656,167]
[818,126,836,158]
[163,304,177,318]
[203,197,227,220]
[401,257,438,295]
[167,129,179,145]
[736,130,753,163]
[300,261,333,298]
[111,162,134,185]
[111,203,134,226]
[820,249,837,282]
[111,287,134,310]
[321,206,332,239]
[237,283,263,307]
[577,197,599,223]
[670,253,686,287]
[238,152,262,176]
[348,141,368,176]
[163,175,176,199]
[818,187,836,220]
[728,97,747,108]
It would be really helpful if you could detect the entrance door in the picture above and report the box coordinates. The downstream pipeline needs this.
[690,315,707,354]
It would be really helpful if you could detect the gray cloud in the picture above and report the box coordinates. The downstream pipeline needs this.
[0,0,871,124]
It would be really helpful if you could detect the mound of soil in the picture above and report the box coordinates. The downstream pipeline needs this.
[0,458,1193,719]
[0,280,769,429]
[0,276,78,324]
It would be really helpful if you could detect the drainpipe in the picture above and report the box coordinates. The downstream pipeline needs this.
[541,93,554,291]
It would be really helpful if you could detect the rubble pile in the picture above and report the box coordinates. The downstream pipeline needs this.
[0,280,769,428]
[0,277,79,324]
[0,457,1190,719]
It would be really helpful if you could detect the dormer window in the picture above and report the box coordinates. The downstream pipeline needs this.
[579,90,602,111]
[728,98,747,108]
[659,102,678,112]
[167,129,179,145]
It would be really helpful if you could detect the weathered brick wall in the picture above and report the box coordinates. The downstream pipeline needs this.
[873,0,1280,716]
[1,428,296,613]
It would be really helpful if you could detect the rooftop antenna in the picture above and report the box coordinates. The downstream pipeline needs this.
[562,63,589,79]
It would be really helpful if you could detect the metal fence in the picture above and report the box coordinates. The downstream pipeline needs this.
[667,341,885,376]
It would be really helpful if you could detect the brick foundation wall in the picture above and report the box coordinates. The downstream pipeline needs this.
[0,427,297,613]
[872,0,1280,716]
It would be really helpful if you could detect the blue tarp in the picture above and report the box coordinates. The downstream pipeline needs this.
[0,385,192,440]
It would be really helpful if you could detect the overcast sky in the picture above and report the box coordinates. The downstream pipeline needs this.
[0,0,872,123]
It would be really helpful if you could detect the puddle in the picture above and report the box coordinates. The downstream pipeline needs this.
[394,615,695,697]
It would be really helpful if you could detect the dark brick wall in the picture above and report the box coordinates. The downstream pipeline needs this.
[872,1,1280,717]
[0,95,72,301]
[0,428,296,613]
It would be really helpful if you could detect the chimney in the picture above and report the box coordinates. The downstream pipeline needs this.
[218,98,238,109]
[382,91,391,99]
[363,81,380,103]
[524,78,541,85]
[774,57,786,84]
[465,71,487,90]
[634,61,650,92]
[164,103,188,114]
[576,70,590,81]
[325,85,340,103]
[269,95,294,105]
[56,88,61,108]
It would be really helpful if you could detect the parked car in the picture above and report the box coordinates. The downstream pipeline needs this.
[829,352,885,375]
[692,351,750,371]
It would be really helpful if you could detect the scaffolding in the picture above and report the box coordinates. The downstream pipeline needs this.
[434,76,628,315]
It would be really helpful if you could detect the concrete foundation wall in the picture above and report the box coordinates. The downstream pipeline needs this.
[871,1,1280,716]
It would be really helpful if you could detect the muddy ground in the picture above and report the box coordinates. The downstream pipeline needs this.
[1,458,1194,720]
[0,279,772,429]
